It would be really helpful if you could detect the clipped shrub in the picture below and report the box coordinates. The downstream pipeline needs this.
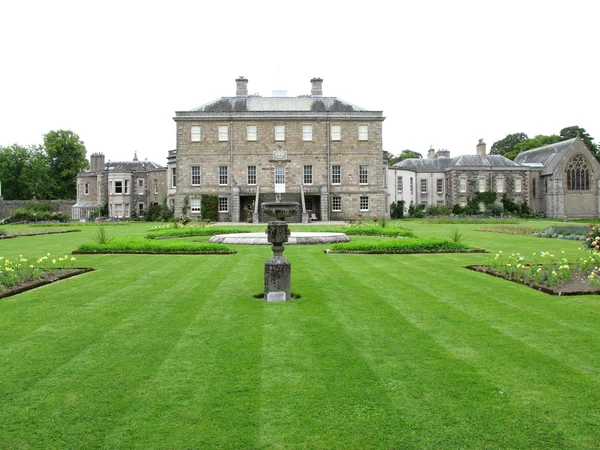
[330,237,476,253]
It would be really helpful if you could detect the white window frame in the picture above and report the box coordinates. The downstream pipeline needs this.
[358,124,368,141]
[84,183,89,195]
[436,178,443,194]
[515,177,522,193]
[247,165,257,185]
[219,166,229,186]
[275,165,285,185]
[114,180,123,194]
[410,177,414,195]
[124,180,129,194]
[191,125,201,142]
[332,196,342,212]
[274,125,285,141]
[359,196,369,211]
[171,167,177,188]
[496,177,504,193]
[246,125,257,141]
[397,176,403,194]
[478,177,486,192]
[359,165,368,185]
[302,125,313,141]
[331,165,341,185]
[218,125,229,142]
[303,165,313,185]
[420,179,427,194]
[459,177,467,193]
[153,179,158,195]
[191,166,201,186]
[191,198,201,213]
[218,197,228,212]
[330,125,341,141]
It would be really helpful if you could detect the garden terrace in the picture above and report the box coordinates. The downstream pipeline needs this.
[1,220,599,448]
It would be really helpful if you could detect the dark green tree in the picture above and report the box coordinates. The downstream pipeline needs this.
[559,126,598,155]
[43,130,89,199]
[505,135,559,160]
[0,144,51,199]
[388,150,422,165]
[490,132,529,156]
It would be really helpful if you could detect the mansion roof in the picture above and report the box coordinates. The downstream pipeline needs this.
[394,154,522,171]
[190,96,370,113]
[514,138,576,176]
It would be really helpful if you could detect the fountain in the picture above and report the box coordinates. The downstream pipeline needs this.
[262,195,299,302]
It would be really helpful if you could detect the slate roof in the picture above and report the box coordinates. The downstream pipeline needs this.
[393,154,522,172]
[393,158,453,171]
[85,160,164,172]
[514,138,576,176]
[190,96,369,113]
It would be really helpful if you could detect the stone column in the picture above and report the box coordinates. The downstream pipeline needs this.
[320,185,329,221]
[231,186,240,223]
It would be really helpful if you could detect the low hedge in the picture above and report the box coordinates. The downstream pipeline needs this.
[329,237,479,254]
[146,227,253,239]
[75,237,235,254]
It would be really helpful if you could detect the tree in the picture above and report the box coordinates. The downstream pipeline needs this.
[490,133,529,156]
[388,150,422,165]
[559,126,598,156]
[0,144,51,200]
[43,130,89,199]
[504,135,559,160]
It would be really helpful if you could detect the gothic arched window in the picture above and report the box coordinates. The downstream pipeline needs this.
[566,154,590,191]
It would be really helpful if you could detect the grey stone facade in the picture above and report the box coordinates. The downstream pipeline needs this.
[73,153,167,220]
[171,77,387,222]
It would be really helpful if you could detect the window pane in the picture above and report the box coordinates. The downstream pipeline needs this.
[332,165,341,184]
[331,125,341,141]
[359,165,368,184]
[247,165,256,185]
[219,166,228,185]
[303,125,313,141]
[218,197,228,212]
[332,196,341,211]
[191,198,201,213]
[359,196,369,211]
[247,125,257,141]
[191,125,201,142]
[275,166,285,184]
[218,125,228,141]
[304,165,313,184]
[358,125,368,141]
[191,166,201,185]
[275,125,285,141]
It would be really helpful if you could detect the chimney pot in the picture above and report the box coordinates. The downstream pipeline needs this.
[476,139,487,156]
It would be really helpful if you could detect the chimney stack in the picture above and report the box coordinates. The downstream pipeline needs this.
[476,139,487,156]
[236,76,248,96]
[427,145,436,159]
[90,152,105,172]
[311,77,323,96]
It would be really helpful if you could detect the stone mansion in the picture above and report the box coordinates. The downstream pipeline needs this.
[168,77,387,222]
[73,77,600,221]
[388,136,600,219]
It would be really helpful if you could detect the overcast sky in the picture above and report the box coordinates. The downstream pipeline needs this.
[1,0,598,165]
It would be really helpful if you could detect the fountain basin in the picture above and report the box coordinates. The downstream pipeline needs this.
[210,231,350,245]
[261,201,300,221]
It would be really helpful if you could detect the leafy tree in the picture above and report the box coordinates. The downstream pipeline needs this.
[490,133,529,156]
[559,126,598,155]
[388,150,422,165]
[505,135,559,160]
[43,130,89,199]
[0,144,51,199]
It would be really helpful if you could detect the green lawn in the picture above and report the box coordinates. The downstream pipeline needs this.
[0,220,599,449]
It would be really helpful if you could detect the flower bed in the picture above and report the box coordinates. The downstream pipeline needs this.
[468,250,600,295]
[476,225,543,235]
[1,253,85,295]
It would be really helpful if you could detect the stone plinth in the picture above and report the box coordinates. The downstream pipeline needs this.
[264,256,291,301]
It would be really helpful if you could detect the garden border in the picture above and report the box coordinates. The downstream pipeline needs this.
[0,268,95,300]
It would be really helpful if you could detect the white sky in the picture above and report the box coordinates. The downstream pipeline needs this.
[1,0,598,165]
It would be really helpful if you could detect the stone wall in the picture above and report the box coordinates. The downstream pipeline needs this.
[0,200,76,220]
